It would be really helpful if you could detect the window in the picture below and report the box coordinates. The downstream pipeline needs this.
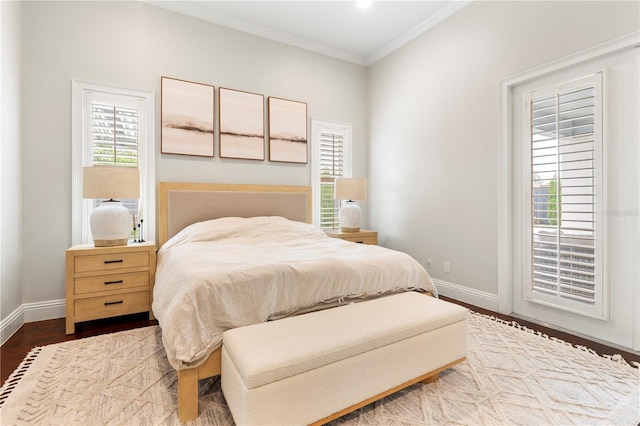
[91,102,139,215]
[311,118,352,229]
[524,72,605,318]
[72,81,155,245]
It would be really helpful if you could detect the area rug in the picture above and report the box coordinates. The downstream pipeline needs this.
[1,313,638,425]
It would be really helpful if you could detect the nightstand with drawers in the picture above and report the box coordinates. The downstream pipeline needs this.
[65,242,156,334]
[325,229,378,245]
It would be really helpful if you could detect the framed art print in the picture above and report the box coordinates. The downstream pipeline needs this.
[268,96,308,163]
[219,87,265,160]
[161,77,214,157]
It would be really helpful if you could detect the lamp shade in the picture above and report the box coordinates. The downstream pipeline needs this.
[335,178,367,201]
[83,166,140,247]
[83,166,140,200]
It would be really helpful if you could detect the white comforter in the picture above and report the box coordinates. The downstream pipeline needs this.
[153,216,436,370]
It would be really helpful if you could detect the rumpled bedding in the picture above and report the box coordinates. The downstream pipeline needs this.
[152,216,436,370]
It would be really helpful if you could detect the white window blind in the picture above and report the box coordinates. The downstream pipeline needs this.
[311,118,352,229]
[526,73,605,318]
[90,102,139,216]
[92,103,138,166]
[319,131,344,229]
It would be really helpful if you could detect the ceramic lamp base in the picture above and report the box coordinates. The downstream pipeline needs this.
[339,201,362,233]
[90,200,131,247]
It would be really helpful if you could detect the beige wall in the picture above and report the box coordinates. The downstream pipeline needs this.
[1,0,24,340]
[5,0,639,348]
[12,1,368,319]
[368,1,638,319]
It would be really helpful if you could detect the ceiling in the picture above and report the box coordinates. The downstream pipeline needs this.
[147,1,471,66]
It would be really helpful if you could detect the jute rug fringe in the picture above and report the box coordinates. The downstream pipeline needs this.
[469,311,640,369]
[0,346,42,408]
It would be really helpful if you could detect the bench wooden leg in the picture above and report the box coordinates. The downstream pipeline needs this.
[178,368,199,423]
[421,373,440,384]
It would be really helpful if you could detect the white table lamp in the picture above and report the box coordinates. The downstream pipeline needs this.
[83,166,140,247]
[335,178,367,233]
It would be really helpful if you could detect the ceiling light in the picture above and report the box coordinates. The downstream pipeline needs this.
[357,0,372,9]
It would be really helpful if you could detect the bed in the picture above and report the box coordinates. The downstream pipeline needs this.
[154,182,437,422]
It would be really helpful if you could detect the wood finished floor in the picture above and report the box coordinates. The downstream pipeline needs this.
[2,298,638,387]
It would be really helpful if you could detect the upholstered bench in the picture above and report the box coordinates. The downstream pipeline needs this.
[221,292,468,425]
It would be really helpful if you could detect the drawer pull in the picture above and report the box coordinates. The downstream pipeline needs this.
[104,280,124,285]
[104,259,124,264]
[104,300,124,306]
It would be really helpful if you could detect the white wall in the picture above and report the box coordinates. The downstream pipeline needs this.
[6,1,368,330]
[368,1,639,306]
[6,0,638,349]
[1,0,24,342]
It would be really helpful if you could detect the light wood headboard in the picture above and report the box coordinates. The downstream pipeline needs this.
[158,182,312,247]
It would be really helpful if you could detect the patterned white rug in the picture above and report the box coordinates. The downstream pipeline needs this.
[1,313,638,425]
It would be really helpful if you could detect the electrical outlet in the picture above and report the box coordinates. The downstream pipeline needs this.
[426,258,433,269]
[444,261,451,273]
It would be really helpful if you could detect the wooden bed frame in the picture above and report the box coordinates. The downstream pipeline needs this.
[158,182,313,422]
[157,181,433,422]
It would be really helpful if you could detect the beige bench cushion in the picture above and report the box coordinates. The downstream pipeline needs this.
[222,292,467,389]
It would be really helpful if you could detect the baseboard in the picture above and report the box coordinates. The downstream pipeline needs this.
[23,299,66,322]
[1,299,65,346]
[1,307,24,346]
[432,278,499,312]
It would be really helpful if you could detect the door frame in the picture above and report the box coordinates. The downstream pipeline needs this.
[497,32,640,349]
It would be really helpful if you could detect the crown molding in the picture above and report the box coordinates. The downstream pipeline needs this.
[146,1,471,68]
[366,0,472,66]
[147,1,367,65]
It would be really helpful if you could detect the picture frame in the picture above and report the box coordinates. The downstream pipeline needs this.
[161,76,215,157]
[219,87,265,160]
[268,97,308,164]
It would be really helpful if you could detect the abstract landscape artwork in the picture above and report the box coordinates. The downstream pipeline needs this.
[219,88,265,160]
[268,97,307,163]
[161,77,215,157]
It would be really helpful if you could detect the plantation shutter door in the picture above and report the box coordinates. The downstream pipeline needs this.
[527,72,605,319]
[319,131,345,229]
